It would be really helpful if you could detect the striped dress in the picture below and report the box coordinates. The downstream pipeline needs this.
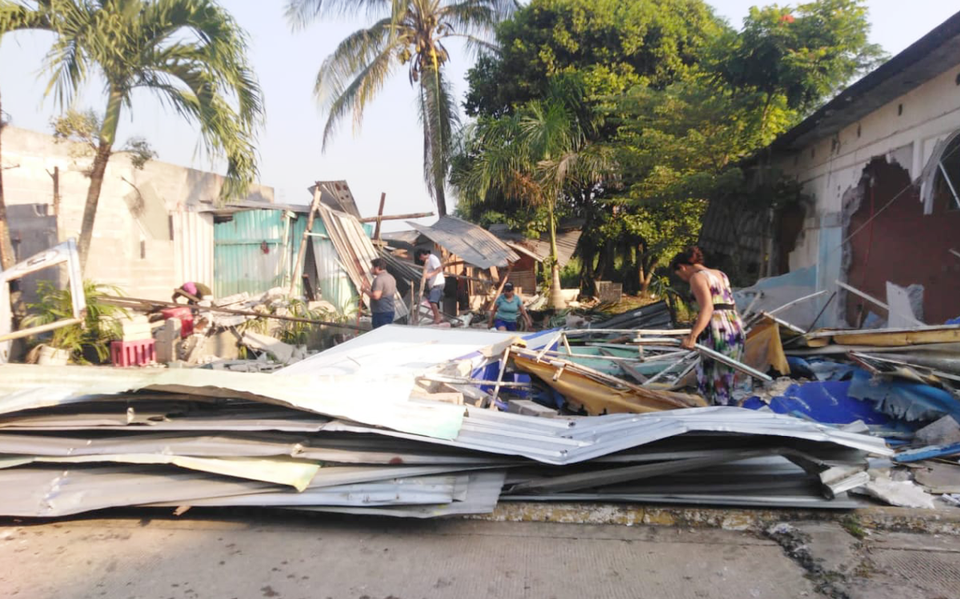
[694,269,748,405]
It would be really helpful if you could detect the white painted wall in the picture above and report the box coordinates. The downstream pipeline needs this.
[771,65,960,325]
[1,126,273,300]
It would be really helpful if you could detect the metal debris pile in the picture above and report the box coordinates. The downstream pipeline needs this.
[0,327,894,519]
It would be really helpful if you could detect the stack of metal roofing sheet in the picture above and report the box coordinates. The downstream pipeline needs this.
[0,375,890,518]
[0,327,893,519]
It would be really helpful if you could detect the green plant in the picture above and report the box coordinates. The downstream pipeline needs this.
[21,280,128,363]
[276,299,338,347]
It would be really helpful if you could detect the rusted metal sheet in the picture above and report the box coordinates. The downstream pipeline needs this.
[408,216,520,269]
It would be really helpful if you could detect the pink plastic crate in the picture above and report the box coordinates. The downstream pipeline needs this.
[110,339,156,367]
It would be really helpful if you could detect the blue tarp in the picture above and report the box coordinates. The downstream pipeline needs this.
[847,370,960,423]
[742,379,894,425]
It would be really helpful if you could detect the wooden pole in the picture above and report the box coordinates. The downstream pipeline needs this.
[489,346,512,410]
[100,296,364,330]
[373,192,387,242]
[359,211,433,223]
[289,183,323,297]
[485,262,514,312]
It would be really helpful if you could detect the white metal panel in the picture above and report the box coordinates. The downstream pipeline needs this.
[173,210,214,291]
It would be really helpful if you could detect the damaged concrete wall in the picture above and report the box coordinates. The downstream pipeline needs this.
[1,126,273,300]
[772,65,960,327]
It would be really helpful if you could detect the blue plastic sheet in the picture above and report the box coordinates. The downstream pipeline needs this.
[894,442,960,463]
[847,370,960,423]
[742,379,893,425]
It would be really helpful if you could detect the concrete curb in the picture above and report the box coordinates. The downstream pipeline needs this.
[469,502,960,535]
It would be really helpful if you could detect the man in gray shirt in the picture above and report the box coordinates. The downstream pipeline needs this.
[361,258,397,329]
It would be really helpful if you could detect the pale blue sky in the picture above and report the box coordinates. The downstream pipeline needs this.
[1,1,958,231]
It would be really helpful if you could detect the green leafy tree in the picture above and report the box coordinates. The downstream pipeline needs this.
[461,0,886,296]
[465,0,726,117]
[0,0,263,272]
[286,0,517,217]
[710,0,885,140]
[454,77,616,307]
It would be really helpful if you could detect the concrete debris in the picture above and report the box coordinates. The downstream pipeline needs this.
[856,472,937,509]
[241,331,306,365]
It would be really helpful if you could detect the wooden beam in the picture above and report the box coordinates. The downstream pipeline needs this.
[359,211,433,223]
[289,183,323,296]
[373,192,387,242]
[100,296,364,331]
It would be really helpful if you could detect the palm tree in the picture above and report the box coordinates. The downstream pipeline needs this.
[453,80,616,308]
[286,0,517,216]
[0,0,263,271]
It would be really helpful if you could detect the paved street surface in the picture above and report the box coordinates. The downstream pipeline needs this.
[0,513,958,599]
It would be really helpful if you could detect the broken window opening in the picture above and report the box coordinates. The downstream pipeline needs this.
[933,134,960,212]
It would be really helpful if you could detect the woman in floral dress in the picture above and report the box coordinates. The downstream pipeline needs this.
[670,247,748,405]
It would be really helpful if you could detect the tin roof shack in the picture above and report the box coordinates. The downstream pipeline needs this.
[701,11,960,327]
[1,125,274,302]
[389,216,521,314]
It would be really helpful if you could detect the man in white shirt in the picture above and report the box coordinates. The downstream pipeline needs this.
[415,248,445,325]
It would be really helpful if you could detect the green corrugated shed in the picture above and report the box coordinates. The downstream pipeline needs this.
[213,209,365,313]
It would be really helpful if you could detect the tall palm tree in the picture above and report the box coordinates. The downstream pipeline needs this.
[0,0,263,271]
[453,80,616,308]
[286,0,517,216]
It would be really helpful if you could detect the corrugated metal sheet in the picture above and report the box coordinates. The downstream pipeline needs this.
[214,210,303,298]
[408,216,520,269]
[306,181,362,219]
[318,206,408,319]
[0,364,466,441]
[311,221,358,314]
[489,225,581,268]
[323,405,893,466]
[173,211,214,290]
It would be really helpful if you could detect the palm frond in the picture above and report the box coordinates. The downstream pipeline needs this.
[436,0,516,40]
[284,0,394,30]
[317,37,397,147]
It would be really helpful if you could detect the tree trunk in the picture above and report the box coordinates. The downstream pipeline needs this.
[0,88,16,270]
[77,88,122,272]
[639,256,658,296]
[420,65,448,217]
[547,198,564,309]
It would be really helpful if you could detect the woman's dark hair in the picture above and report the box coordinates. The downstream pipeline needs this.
[670,246,705,271]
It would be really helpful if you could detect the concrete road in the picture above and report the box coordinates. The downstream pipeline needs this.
[1,514,958,599]
[0,514,813,599]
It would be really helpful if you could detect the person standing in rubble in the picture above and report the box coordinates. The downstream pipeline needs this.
[415,248,445,325]
[671,247,748,406]
[172,282,211,305]
[488,282,532,331]
[360,258,397,329]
